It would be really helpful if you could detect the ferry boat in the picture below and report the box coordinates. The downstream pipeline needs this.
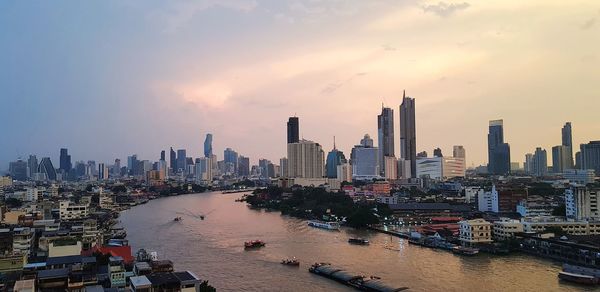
[307,220,340,230]
[559,264,600,285]
[452,246,479,256]
[281,258,300,266]
[244,240,266,249]
[348,238,369,245]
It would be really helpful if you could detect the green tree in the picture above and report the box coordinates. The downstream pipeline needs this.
[199,280,217,292]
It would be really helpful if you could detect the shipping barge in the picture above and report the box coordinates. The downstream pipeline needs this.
[309,263,409,291]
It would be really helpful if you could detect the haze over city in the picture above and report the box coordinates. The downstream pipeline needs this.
[1,0,599,168]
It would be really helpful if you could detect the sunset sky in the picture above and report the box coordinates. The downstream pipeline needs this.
[1,0,599,169]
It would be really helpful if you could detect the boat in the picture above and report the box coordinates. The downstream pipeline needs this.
[174,217,183,222]
[244,240,265,249]
[309,263,409,291]
[308,220,340,230]
[452,246,479,256]
[348,238,369,245]
[559,271,599,285]
[281,258,300,266]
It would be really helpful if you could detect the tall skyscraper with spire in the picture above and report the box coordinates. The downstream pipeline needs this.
[326,137,346,178]
[204,134,213,158]
[378,106,394,177]
[399,91,416,178]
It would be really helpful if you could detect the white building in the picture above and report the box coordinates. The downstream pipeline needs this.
[397,159,412,179]
[565,187,600,221]
[194,157,213,183]
[59,201,89,220]
[522,217,600,236]
[376,195,399,205]
[415,157,466,180]
[459,218,493,246]
[26,187,39,202]
[492,218,523,241]
[564,169,595,185]
[287,140,325,178]
[383,156,398,180]
[477,185,499,213]
[351,135,380,181]
[465,187,484,204]
[13,227,33,255]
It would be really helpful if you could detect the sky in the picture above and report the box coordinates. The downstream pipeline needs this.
[1,0,599,170]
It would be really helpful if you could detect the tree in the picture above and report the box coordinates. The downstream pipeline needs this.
[199,280,217,292]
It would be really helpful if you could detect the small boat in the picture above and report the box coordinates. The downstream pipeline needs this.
[308,220,340,230]
[244,240,265,249]
[559,271,599,285]
[200,215,205,220]
[348,238,369,245]
[174,217,183,222]
[281,258,300,266]
[452,246,479,256]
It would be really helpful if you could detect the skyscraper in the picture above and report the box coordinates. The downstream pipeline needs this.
[487,119,511,175]
[287,117,299,144]
[552,145,571,173]
[160,150,166,161]
[38,157,57,181]
[27,155,38,178]
[351,134,379,180]
[532,147,548,177]
[98,163,109,180]
[170,147,177,171]
[399,91,416,178]
[177,149,187,173]
[287,140,325,178]
[581,141,600,174]
[204,134,213,158]
[377,106,394,177]
[59,148,72,173]
[325,138,346,178]
[224,148,239,174]
[561,122,574,169]
[280,157,289,178]
[9,159,28,181]
[238,156,250,177]
[453,146,466,160]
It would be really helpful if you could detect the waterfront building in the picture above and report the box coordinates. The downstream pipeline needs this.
[518,233,600,268]
[204,133,213,158]
[351,134,379,180]
[563,169,595,185]
[287,140,325,178]
[238,156,250,177]
[399,91,417,178]
[487,119,511,175]
[9,159,28,181]
[521,217,600,236]
[415,157,465,180]
[459,219,493,246]
[325,139,346,179]
[176,149,187,174]
[287,117,299,144]
[581,141,600,174]
[531,147,548,177]
[492,218,524,241]
[565,186,600,221]
[37,157,57,181]
[378,106,395,177]
[59,201,89,220]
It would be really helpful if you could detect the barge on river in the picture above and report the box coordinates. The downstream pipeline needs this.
[308,220,340,230]
[309,263,408,292]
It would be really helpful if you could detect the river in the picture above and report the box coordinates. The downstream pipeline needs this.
[119,191,597,292]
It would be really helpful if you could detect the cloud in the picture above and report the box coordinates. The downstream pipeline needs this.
[581,10,600,30]
[321,72,368,94]
[422,2,470,17]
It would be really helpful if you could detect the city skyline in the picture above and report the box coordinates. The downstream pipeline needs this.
[2,1,600,170]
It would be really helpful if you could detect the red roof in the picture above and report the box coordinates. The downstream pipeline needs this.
[82,245,134,264]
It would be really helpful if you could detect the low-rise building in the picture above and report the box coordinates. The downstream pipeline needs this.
[12,227,33,255]
[522,217,600,236]
[459,218,493,246]
[492,218,524,241]
[516,200,554,217]
[59,201,89,220]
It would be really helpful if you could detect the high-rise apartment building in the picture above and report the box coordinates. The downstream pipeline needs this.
[160,150,165,161]
[566,186,600,221]
[169,147,177,171]
[399,91,416,178]
[280,158,289,178]
[9,159,28,181]
[532,147,548,177]
[581,141,600,174]
[27,155,38,178]
[562,122,574,168]
[238,156,250,177]
[98,163,109,180]
[351,134,380,181]
[453,146,466,160]
[487,119,511,175]
[224,148,239,175]
[59,148,72,173]
[377,107,395,177]
[552,145,571,173]
[287,140,324,178]
[287,117,299,144]
[176,149,187,173]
